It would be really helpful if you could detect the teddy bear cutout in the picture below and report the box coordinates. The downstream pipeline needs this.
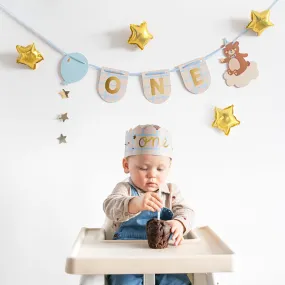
[219,41,258,88]
[220,41,250,76]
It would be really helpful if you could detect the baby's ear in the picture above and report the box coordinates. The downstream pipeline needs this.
[122,158,130,173]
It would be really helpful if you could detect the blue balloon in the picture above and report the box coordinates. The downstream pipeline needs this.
[60,53,89,85]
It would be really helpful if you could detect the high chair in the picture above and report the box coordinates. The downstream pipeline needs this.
[65,216,234,285]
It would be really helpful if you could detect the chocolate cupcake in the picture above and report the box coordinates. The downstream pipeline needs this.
[146,218,172,249]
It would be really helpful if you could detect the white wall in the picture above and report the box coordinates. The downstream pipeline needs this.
[0,0,284,284]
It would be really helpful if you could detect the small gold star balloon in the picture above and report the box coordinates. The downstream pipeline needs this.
[246,10,274,36]
[59,113,69,122]
[128,21,153,50]
[57,134,67,144]
[16,43,44,69]
[212,105,240,136]
[59,89,70,99]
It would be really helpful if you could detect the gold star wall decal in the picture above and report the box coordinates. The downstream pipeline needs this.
[128,21,153,50]
[59,89,70,99]
[212,105,240,135]
[57,134,67,144]
[59,113,69,122]
[246,10,274,36]
[16,43,44,69]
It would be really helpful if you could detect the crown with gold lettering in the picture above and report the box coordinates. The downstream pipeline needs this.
[124,124,173,158]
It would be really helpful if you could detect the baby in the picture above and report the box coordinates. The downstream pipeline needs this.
[103,124,194,285]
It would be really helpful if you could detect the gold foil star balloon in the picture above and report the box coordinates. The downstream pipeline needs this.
[16,43,44,69]
[212,105,240,135]
[57,134,67,144]
[59,89,70,99]
[59,113,69,122]
[128,21,153,50]
[246,10,274,36]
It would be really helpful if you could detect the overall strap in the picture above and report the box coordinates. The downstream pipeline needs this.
[129,183,139,197]
[166,183,173,209]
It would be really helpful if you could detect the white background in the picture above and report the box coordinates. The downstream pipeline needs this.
[0,0,285,284]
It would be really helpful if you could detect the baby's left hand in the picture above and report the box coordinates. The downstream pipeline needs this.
[166,220,185,246]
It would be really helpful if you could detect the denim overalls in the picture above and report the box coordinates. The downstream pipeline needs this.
[107,184,191,285]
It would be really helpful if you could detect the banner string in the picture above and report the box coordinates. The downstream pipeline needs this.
[0,0,280,77]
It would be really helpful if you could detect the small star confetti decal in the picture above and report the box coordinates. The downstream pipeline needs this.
[16,43,44,69]
[57,134,67,144]
[246,10,274,36]
[59,89,70,99]
[59,113,69,122]
[128,21,153,50]
[212,105,240,136]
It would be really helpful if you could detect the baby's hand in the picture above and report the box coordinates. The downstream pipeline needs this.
[128,192,163,214]
[166,220,185,246]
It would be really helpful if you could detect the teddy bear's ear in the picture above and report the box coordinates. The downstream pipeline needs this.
[233,41,239,47]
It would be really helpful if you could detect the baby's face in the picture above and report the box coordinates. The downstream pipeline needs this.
[123,154,171,192]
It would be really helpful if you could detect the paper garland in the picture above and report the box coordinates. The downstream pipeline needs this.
[220,42,259,87]
[61,53,88,85]
[98,68,129,103]
[142,70,171,104]
[0,1,279,105]
[179,58,211,94]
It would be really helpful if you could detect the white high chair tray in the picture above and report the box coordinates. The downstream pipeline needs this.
[65,226,234,275]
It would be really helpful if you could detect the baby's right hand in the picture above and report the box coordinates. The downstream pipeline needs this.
[128,192,163,214]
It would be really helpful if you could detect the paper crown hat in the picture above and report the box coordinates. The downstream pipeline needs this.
[124,124,173,158]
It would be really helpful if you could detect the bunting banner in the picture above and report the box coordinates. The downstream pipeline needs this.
[142,70,171,104]
[0,1,280,104]
[178,58,211,94]
[98,67,129,103]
